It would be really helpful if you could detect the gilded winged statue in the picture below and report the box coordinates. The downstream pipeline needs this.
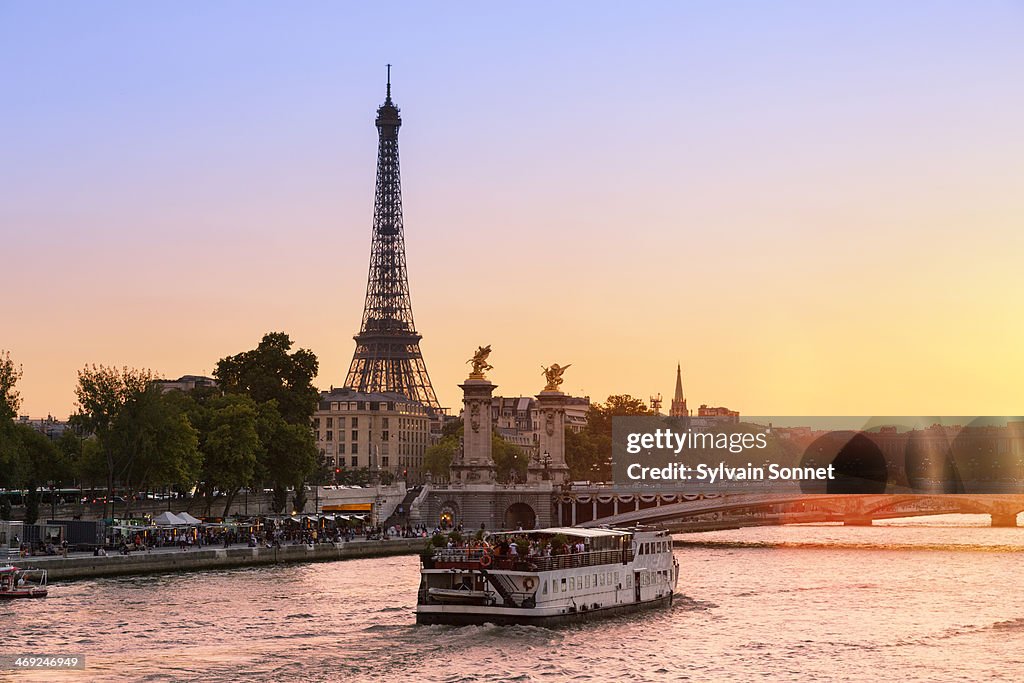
[541,363,571,391]
[467,345,493,377]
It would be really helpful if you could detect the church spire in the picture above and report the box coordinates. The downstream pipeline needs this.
[670,363,688,417]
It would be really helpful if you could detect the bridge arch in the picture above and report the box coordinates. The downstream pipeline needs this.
[437,500,460,529]
[504,502,536,530]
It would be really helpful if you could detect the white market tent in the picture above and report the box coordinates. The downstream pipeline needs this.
[176,512,203,525]
[153,511,187,526]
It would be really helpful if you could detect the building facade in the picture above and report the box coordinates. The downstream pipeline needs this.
[487,395,590,442]
[313,388,432,484]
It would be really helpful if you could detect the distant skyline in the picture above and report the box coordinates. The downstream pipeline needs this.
[3,2,1023,418]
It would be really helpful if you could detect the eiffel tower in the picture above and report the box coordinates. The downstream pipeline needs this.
[344,67,441,411]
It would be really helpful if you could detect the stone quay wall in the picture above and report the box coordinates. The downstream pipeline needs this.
[15,538,424,581]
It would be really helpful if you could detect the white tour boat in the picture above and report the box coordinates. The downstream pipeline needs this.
[416,527,678,626]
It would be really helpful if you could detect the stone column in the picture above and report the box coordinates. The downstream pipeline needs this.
[535,390,572,485]
[449,377,497,485]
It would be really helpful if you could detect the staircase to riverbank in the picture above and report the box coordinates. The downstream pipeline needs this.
[384,486,423,529]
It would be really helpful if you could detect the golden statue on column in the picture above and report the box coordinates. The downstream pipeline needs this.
[467,345,493,379]
[541,363,571,392]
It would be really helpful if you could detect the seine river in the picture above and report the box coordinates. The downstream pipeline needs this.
[5,515,1024,682]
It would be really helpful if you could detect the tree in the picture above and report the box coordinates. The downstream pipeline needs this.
[216,333,320,507]
[566,394,650,481]
[493,433,529,483]
[256,402,318,502]
[0,349,22,420]
[71,365,154,518]
[214,332,319,426]
[108,385,200,516]
[585,395,651,436]
[12,424,59,523]
[565,427,609,480]
[424,436,459,478]
[200,395,260,517]
[0,420,27,490]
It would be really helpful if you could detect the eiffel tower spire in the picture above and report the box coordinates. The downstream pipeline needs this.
[344,69,441,411]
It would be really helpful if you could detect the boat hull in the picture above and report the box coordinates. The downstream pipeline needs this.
[416,591,672,627]
[0,589,48,600]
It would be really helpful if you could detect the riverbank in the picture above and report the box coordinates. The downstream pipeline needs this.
[8,538,424,581]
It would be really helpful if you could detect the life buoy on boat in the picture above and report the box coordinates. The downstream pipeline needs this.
[523,577,536,591]
[479,551,493,568]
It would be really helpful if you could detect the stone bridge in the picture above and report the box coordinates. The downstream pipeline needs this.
[565,492,1024,529]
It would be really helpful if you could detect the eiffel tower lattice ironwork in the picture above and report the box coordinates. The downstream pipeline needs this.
[344,67,441,411]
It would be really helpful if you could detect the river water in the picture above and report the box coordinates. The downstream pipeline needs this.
[5,514,1024,682]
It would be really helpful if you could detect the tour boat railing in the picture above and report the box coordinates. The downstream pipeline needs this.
[431,547,633,570]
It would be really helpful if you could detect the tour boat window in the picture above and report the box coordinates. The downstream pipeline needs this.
[593,573,597,587]
[561,578,566,591]
[543,581,548,595]
[584,576,590,588]
[569,577,575,590]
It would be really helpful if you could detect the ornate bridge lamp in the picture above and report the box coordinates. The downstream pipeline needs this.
[534,450,552,481]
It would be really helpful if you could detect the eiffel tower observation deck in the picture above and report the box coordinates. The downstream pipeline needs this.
[344,67,441,412]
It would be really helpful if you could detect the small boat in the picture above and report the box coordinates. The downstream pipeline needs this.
[426,587,494,605]
[0,566,49,599]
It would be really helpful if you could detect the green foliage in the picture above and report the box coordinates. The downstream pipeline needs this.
[431,533,447,548]
[0,423,66,491]
[109,385,201,499]
[585,395,650,436]
[565,394,650,480]
[335,467,372,486]
[257,402,318,491]
[200,394,261,515]
[13,423,63,486]
[565,427,611,480]
[441,418,463,439]
[214,332,319,426]
[0,421,27,489]
[71,365,156,513]
[0,496,10,521]
[71,365,155,438]
[215,334,319,499]
[77,437,106,487]
[492,433,529,483]
[424,436,458,477]
[0,349,22,420]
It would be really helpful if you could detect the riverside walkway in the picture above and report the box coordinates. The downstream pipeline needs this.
[5,537,424,581]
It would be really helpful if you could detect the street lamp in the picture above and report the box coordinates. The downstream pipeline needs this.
[534,450,552,481]
[48,480,56,521]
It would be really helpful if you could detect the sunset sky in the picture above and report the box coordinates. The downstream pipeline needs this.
[3,2,1023,418]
